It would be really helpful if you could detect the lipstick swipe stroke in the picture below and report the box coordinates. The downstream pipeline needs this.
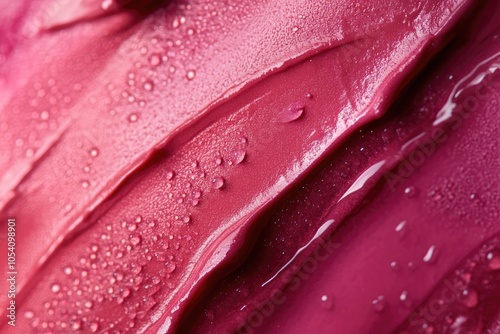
[1,0,467,311]
[0,0,481,333]
[175,2,500,332]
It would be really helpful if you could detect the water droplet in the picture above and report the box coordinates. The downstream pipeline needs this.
[400,290,408,302]
[122,287,131,298]
[395,220,407,236]
[130,263,142,275]
[51,284,61,293]
[487,251,500,270]
[372,295,386,313]
[280,102,304,123]
[81,180,90,189]
[143,81,154,91]
[63,267,72,275]
[101,0,113,10]
[182,215,191,224]
[211,177,225,189]
[399,290,412,307]
[423,245,438,264]
[129,113,139,122]
[130,234,141,246]
[84,301,93,309]
[390,261,398,271]
[89,147,99,157]
[89,322,99,332]
[165,262,176,273]
[404,186,417,198]
[149,54,162,66]
[423,325,435,333]
[462,288,478,308]
[232,149,246,164]
[115,271,124,282]
[30,317,40,328]
[305,93,313,99]
[128,223,137,232]
[71,320,81,331]
[172,18,180,28]
[186,70,196,80]
[135,215,143,223]
[24,311,34,319]
[461,271,472,284]
[320,294,333,309]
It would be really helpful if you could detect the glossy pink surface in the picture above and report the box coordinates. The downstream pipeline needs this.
[0,0,498,333]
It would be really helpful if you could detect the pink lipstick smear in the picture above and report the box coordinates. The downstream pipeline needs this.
[0,0,499,333]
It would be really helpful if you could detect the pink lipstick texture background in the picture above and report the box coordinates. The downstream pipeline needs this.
[0,0,499,333]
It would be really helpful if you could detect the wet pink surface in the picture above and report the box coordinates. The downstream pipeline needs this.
[0,0,498,333]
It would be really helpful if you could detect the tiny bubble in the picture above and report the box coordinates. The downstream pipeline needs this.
[89,148,99,157]
[143,81,154,91]
[186,70,196,80]
[128,113,139,123]
[372,295,386,313]
[404,186,417,198]
[149,54,162,66]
